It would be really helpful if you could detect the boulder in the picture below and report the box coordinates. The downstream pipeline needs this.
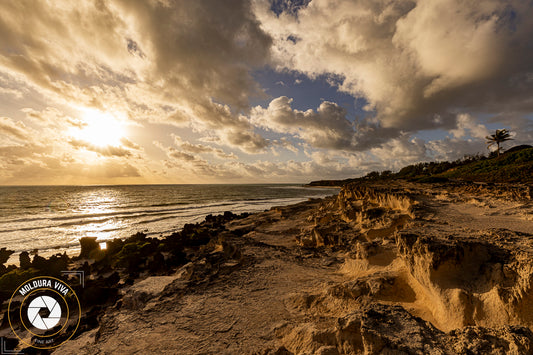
[0,248,14,265]
[79,237,99,258]
[19,251,31,269]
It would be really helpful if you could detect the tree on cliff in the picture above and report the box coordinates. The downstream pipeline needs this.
[486,129,513,157]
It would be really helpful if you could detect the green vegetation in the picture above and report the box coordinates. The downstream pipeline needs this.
[308,145,533,186]
[441,146,533,183]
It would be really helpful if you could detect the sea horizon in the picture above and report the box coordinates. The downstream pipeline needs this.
[0,182,314,187]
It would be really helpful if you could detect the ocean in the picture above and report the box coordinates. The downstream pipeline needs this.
[0,184,338,262]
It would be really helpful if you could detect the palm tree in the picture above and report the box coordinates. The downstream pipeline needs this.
[486,129,513,157]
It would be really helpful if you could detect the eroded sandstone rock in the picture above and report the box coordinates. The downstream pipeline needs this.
[397,230,533,331]
[281,303,533,355]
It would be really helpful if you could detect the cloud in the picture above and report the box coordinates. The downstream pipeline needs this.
[270,0,311,16]
[120,137,142,150]
[0,158,141,184]
[371,135,428,170]
[172,135,237,159]
[94,161,141,179]
[251,96,356,150]
[255,0,533,141]
[272,137,300,154]
[449,114,489,140]
[21,107,85,129]
[154,141,239,179]
[220,128,270,153]
[153,137,381,182]
[487,113,533,146]
[0,0,273,152]
[1,0,532,184]
[0,87,22,99]
[120,0,271,106]
[167,149,196,162]
[0,117,28,141]
[69,139,132,157]
[0,144,44,161]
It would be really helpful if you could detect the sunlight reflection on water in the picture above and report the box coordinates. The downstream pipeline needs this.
[0,184,340,265]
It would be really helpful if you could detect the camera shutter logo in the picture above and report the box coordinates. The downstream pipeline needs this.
[8,276,81,349]
[27,295,62,330]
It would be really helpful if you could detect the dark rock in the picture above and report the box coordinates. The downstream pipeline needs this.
[0,268,37,301]
[88,248,106,262]
[262,346,293,355]
[94,261,113,275]
[148,252,165,272]
[115,241,147,273]
[79,237,99,258]
[77,306,102,334]
[105,238,125,256]
[82,261,91,275]
[0,248,14,276]
[166,248,187,267]
[31,254,47,270]
[127,232,148,243]
[333,303,533,354]
[223,211,236,220]
[19,251,31,269]
[79,286,119,308]
[30,253,69,275]
[103,272,120,287]
[46,253,70,275]
[0,247,14,265]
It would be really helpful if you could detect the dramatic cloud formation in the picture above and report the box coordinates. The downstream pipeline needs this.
[0,0,532,184]
[256,0,533,140]
[0,0,270,144]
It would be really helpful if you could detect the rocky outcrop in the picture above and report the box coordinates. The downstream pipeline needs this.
[397,229,533,331]
[279,303,533,355]
[78,236,100,258]
[297,184,414,248]
[336,184,414,218]
[280,181,533,354]
[0,211,250,353]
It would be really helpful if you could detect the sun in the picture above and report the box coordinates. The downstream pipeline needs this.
[70,109,126,147]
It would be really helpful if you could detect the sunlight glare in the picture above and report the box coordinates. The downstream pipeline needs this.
[71,109,126,147]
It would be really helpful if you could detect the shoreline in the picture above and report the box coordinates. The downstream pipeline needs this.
[1,186,340,267]
[1,180,532,353]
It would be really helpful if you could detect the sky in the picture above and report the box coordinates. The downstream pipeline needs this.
[1,0,533,185]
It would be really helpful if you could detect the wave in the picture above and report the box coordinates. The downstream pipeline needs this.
[0,197,305,228]
[0,225,52,234]
[0,197,308,234]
